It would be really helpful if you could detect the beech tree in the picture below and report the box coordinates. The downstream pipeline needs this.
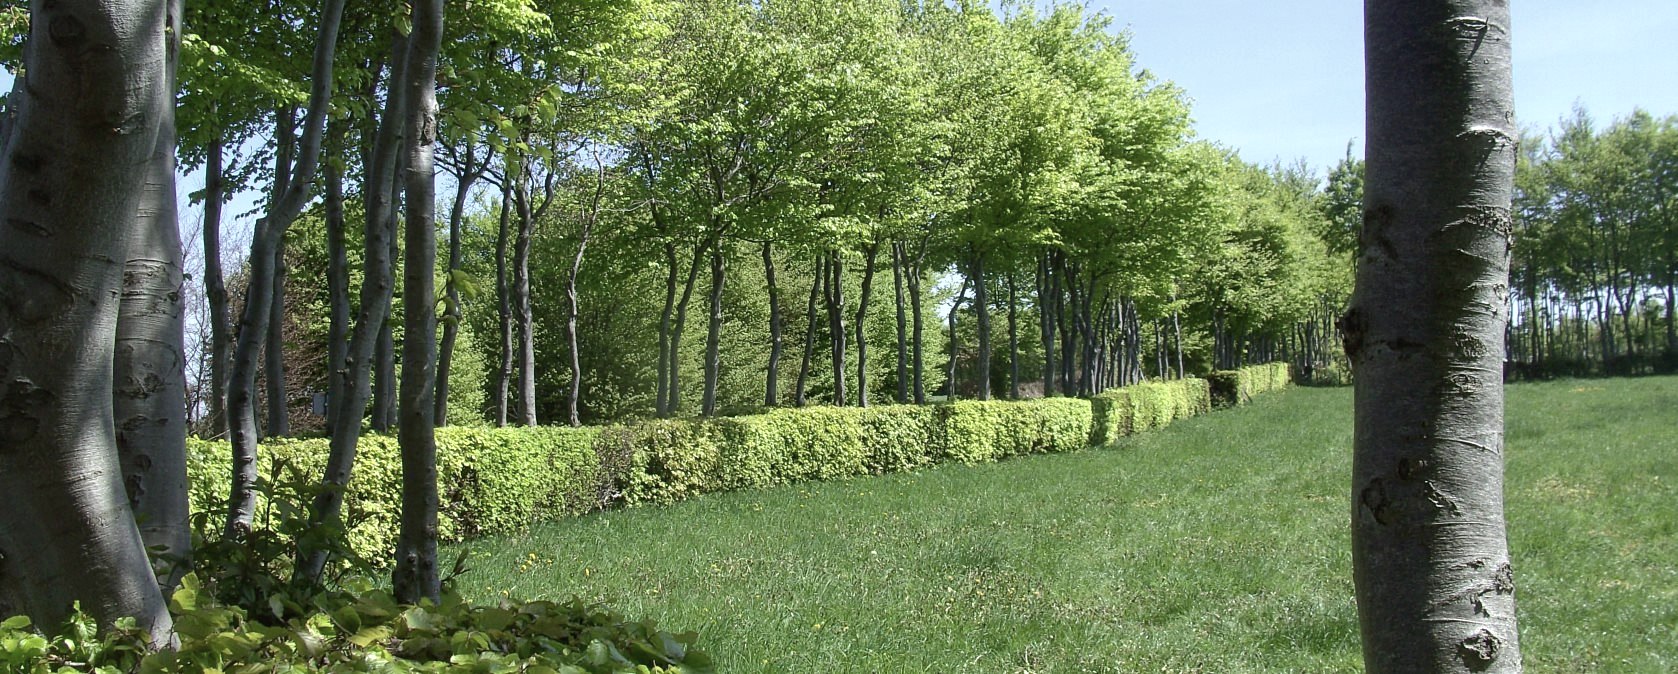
[0,0,176,644]
[1348,1,1521,672]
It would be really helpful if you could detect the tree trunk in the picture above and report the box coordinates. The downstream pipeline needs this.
[946,278,969,401]
[436,142,482,426]
[1349,2,1521,671]
[795,254,823,406]
[372,320,395,432]
[763,242,784,406]
[656,241,676,415]
[566,159,605,428]
[0,0,176,639]
[224,3,347,537]
[113,0,189,595]
[907,248,926,404]
[300,28,407,586]
[666,243,704,416]
[892,243,908,403]
[971,248,991,400]
[392,0,443,604]
[513,180,537,426]
[495,186,512,426]
[855,243,879,408]
[325,129,350,432]
[1039,251,1056,397]
[265,246,290,437]
[701,241,726,417]
[204,135,230,434]
[1007,270,1020,399]
[827,249,847,406]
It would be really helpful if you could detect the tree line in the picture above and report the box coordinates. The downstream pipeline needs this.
[1507,108,1678,378]
[180,0,1360,442]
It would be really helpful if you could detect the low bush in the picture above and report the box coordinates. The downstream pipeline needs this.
[858,405,941,474]
[1090,378,1213,445]
[188,427,602,563]
[1206,362,1294,407]
[184,376,1269,565]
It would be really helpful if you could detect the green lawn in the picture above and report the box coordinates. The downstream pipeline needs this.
[453,378,1678,673]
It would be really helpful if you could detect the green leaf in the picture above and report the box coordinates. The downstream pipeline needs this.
[348,625,393,648]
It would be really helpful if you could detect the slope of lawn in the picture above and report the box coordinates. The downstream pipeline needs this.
[454,378,1678,673]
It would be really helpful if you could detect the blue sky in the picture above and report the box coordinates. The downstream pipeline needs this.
[1093,0,1678,174]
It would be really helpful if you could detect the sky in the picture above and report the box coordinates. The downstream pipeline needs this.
[1092,0,1678,175]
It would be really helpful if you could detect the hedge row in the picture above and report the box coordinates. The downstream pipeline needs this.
[187,367,1290,560]
[1088,378,1214,445]
[1205,362,1294,407]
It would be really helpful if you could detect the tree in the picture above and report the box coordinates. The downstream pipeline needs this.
[1347,2,1521,672]
[221,0,348,537]
[393,0,443,605]
[0,0,176,644]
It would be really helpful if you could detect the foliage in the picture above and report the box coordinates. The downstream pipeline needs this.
[1089,378,1214,445]
[937,398,1094,464]
[1,578,711,673]
[189,426,604,564]
[1205,362,1294,408]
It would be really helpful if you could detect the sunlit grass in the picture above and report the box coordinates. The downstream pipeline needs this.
[453,377,1677,672]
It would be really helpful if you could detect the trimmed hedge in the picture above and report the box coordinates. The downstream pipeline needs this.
[1089,378,1213,446]
[1206,362,1294,408]
[187,373,1287,557]
[188,426,601,561]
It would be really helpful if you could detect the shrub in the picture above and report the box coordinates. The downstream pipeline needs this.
[2,576,712,674]
[188,427,602,563]
[858,404,942,474]
[716,407,868,490]
[936,398,1093,464]
[1207,362,1294,407]
[607,419,725,506]
[1090,378,1213,445]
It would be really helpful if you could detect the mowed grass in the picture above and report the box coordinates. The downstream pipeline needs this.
[453,378,1678,673]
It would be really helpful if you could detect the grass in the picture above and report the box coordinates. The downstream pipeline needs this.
[453,377,1678,673]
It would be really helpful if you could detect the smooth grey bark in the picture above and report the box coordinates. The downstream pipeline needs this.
[763,242,783,407]
[0,0,174,642]
[299,29,409,586]
[392,0,443,604]
[1348,2,1521,671]
[566,157,606,427]
[324,131,349,432]
[371,321,395,432]
[701,241,726,417]
[906,245,926,404]
[946,278,969,401]
[665,243,704,416]
[203,135,230,434]
[826,249,847,406]
[1039,251,1056,397]
[264,109,296,439]
[223,0,347,539]
[892,242,908,404]
[264,247,290,437]
[970,247,991,400]
[794,254,823,406]
[436,140,488,426]
[511,174,539,426]
[494,186,512,426]
[114,0,189,593]
[1007,270,1019,399]
[1171,287,1185,379]
[655,240,676,416]
[855,243,879,408]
